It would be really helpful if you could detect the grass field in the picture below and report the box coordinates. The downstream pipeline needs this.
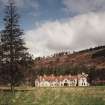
[0,87,105,105]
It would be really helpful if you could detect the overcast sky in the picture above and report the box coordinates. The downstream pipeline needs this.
[0,0,105,57]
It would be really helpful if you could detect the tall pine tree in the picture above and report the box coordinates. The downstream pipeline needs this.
[1,0,28,91]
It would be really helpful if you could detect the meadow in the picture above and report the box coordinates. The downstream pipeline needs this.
[0,86,105,105]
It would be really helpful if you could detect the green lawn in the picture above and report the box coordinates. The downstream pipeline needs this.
[0,87,105,105]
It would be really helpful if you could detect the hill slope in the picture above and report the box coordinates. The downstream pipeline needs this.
[34,46,105,70]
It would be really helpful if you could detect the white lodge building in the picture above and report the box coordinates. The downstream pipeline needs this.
[35,73,89,87]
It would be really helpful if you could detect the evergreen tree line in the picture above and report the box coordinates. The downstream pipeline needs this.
[35,65,89,76]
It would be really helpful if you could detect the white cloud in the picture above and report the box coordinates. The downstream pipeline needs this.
[63,0,105,14]
[25,12,105,57]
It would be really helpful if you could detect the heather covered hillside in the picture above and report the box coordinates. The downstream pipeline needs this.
[34,46,105,70]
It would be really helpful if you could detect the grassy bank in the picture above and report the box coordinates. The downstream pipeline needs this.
[0,87,105,105]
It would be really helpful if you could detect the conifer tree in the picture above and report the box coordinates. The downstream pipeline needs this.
[1,0,28,91]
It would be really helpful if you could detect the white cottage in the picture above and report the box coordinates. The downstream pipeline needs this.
[35,73,89,87]
[78,73,89,86]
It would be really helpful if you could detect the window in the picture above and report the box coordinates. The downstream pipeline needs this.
[64,83,69,86]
